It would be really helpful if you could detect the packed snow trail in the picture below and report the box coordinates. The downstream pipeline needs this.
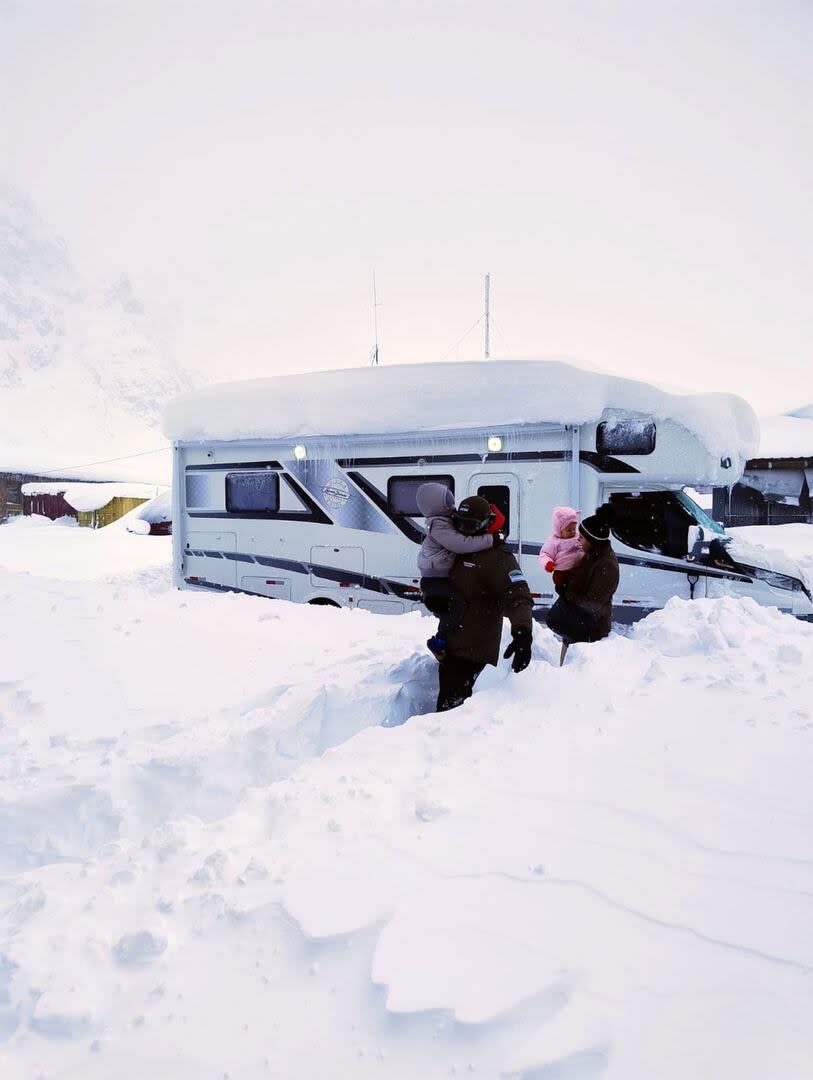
[1,523,812,1078]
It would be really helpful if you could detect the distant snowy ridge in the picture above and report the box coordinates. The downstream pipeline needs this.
[163,358,759,470]
[0,183,190,481]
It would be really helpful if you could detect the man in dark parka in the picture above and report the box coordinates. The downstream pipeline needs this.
[436,495,534,712]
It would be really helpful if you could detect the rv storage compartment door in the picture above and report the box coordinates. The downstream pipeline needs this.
[239,576,292,601]
[185,530,238,587]
[310,546,364,589]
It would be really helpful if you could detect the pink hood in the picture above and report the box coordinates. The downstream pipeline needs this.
[551,506,579,538]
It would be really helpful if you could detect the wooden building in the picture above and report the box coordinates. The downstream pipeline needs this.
[713,407,813,526]
[63,484,161,529]
[17,481,162,529]
[21,483,78,521]
[1,472,75,523]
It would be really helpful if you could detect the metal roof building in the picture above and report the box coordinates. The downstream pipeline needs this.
[713,406,813,526]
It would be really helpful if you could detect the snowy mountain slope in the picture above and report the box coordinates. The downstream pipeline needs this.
[0,523,811,1079]
[0,184,189,480]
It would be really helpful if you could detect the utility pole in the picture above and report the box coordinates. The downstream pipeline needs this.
[484,273,490,359]
[371,272,381,365]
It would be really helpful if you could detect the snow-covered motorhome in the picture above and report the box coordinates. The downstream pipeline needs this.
[164,360,813,621]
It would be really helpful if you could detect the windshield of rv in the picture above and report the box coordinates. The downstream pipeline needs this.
[606,490,725,559]
[675,490,725,535]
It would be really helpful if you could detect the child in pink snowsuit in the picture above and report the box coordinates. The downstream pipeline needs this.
[540,507,584,585]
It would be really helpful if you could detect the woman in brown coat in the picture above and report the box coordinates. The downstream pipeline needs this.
[546,513,619,664]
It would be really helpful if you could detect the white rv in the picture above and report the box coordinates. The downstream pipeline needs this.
[164,360,813,622]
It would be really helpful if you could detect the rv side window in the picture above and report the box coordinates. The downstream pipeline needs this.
[597,419,656,456]
[477,485,510,535]
[388,476,454,516]
[185,473,211,509]
[225,472,280,514]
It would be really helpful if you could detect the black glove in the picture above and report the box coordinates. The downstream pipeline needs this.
[503,626,532,673]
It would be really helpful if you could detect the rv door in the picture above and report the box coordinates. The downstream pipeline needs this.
[468,473,520,547]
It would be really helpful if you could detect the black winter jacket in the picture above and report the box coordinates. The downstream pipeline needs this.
[447,542,534,666]
[555,541,619,641]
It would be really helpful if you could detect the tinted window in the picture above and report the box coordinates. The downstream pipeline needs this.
[477,485,510,535]
[597,419,656,456]
[388,476,454,516]
[226,472,280,513]
[185,473,210,509]
[606,492,692,558]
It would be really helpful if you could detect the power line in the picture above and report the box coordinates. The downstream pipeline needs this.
[438,313,485,364]
[48,445,171,475]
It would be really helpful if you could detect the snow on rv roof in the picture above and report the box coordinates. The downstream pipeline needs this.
[163,359,759,465]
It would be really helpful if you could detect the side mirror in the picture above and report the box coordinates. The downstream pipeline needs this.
[687,525,706,561]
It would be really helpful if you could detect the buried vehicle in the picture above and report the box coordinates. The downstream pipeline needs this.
[163,359,812,622]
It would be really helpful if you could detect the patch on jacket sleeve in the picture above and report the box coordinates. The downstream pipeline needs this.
[508,569,526,583]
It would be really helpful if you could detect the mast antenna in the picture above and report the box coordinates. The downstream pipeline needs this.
[484,272,490,359]
[371,272,381,365]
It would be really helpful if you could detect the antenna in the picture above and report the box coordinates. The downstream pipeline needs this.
[371,272,381,365]
[484,272,490,359]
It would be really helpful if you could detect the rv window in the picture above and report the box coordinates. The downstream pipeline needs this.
[477,485,510,535]
[597,419,656,456]
[225,471,280,514]
[185,473,211,509]
[605,492,693,558]
[388,476,454,516]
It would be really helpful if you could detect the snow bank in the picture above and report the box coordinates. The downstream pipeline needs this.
[163,358,759,466]
[0,513,170,580]
[757,414,813,458]
[1,517,812,1079]
[730,523,813,588]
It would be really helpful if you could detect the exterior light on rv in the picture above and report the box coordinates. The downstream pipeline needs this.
[487,435,503,453]
[293,444,307,460]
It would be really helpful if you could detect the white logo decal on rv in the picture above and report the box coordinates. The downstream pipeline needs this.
[322,477,351,509]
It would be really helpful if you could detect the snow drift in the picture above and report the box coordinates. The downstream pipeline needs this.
[0,518,811,1079]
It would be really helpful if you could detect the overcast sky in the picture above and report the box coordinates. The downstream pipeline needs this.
[2,0,810,412]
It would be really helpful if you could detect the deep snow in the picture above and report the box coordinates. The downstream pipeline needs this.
[730,523,813,587]
[162,358,759,470]
[0,520,812,1079]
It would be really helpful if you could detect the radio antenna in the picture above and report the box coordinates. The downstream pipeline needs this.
[484,272,491,359]
[371,272,381,365]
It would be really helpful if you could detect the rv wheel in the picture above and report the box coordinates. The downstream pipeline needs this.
[308,597,341,608]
